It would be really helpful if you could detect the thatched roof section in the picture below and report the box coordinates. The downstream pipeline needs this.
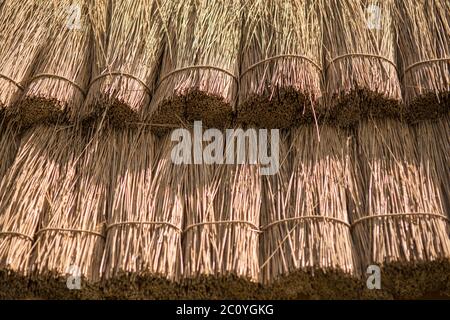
[0,0,449,299]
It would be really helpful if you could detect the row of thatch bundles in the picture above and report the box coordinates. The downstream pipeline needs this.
[0,0,449,299]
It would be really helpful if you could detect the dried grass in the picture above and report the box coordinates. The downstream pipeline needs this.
[26,127,108,299]
[238,0,323,128]
[0,119,19,179]
[148,0,241,129]
[0,0,54,113]
[395,0,450,122]
[101,130,183,299]
[322,0,402,127]
[12,0,92,127]
[261,127,359,299]
[79,0,171,126]
[0,126,79,297]
[350,119,450,298]
[182,135,261,298]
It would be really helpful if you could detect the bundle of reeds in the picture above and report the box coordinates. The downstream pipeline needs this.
[0,126,78,299]
[0,118,19,179]
[414,116,450,219]
[239,0,323,128]
[395,0,450,121]
[101,130,183,299]
[13,0,92,127]
[79,0,171,126]
[351,119,450,298]
[261,127,360,299]
[148,0,241,129]
[0,0,54,114]
[323,0,402,127]
[182,143,261,299]
[26,127,108,299]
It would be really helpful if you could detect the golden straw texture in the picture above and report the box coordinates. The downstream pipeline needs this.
[0,0,54,113]
[0,119,19,179]
[101,130,183,299]
[350,119,450,297]
[261,127,358,298]
[148,0,241,129]
[183,152,261,285]
[0,126,79,278]
[14,0,92,126]
[323,0,402,127]
[395,0,450,121]
[80,0,171,125]
[239,0,323,128]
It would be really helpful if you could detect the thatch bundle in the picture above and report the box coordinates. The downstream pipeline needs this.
[182,147,261,298]
[0,119,19,179]
[101,131,183,299]
[0,0,53,114]
[148,0,241,129]
[26,128,108,299]
[395,0,450,121]
[80,0,171,125]
[323,0,402,127]
[351,119,450,298]
[239,0,323,128]
[13,0,92,126]
[261,127,359,299]
[0,126,78,299]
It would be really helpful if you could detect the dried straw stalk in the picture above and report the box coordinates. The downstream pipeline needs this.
[261,127,359,299]
[26,128,107,299]
[0,0,54,114]
[0,126,78,298]
[14,0,92,126]
[323,0,402,127]
[149,0,241,129]
[101,130,183,299]
[182,144,261,299]
[395,0,450,121]
[351,119,450,298]
[80,0,171,125]
[239,0,323,128]
[0,119,19,179]
[414,116,450,219]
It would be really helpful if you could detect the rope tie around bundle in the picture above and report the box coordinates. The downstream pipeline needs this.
[0,231,34,242]
[402,57,450,80]
[325,53,398,74]
[106,221,182,234]
[27,74,87,97]
[89,71,152,95]
[34,227,105,239]
[261,215,351,231]
[0,74,25,91]
[240,54,323,79]
[184,220,261,234]
[351,212,450,229]
[157,65,239,89]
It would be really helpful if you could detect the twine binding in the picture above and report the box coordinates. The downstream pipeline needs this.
[35,227,105,239]
[240,54,323,79]
[0,74,25,91]
[0,231,33,242]
[351,212,450,229]
[106,221,182,233]
[325,53,398,73]
[402,57,450,78]
[27,73,87,97]
[89,72,152,94]
[261,215,351,231]
[184,220,261,233]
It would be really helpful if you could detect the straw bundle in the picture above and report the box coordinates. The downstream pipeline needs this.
[13,0,92,127]
[0,0,54,114]
[396,0,450,121]
[351,119,450,298]
[414,116,450,219]
[26,128,107,299]
[0,126,78,299]
[239,0,323,128]
[323,0,402,127]
[148,0,241,129]
[101,131,183,299]
[182,145,261,298]
[261,127,359,299]
[79,0,171,126]
[0,119,19,179]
